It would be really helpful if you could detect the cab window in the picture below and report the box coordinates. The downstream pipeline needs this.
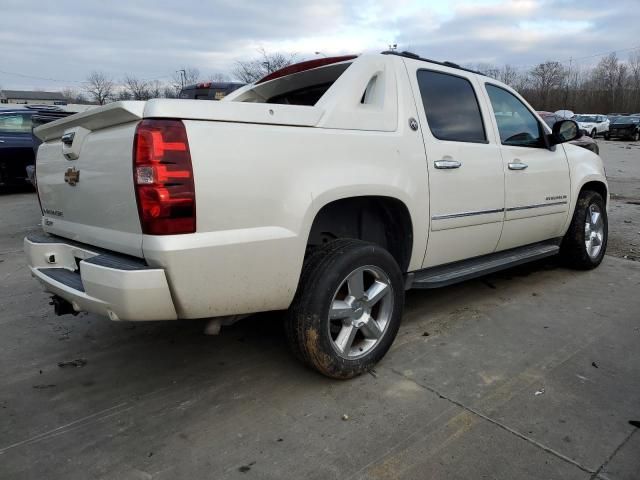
[485,84,543,148]
[416,70,486,143]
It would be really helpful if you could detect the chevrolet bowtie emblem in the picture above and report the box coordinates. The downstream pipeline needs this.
[64,167,80,186]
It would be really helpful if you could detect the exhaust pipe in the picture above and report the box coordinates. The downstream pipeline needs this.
[50,295,78,316]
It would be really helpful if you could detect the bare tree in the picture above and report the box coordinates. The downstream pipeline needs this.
[60,87,86,104]
[628,52,640,111]
[498,64,519,87]
[233,48,296,83]
[84,71,114,105]
[528,61,566,110]
[123,75,151,100]
[474,63,500,79]
[209,72,230,82]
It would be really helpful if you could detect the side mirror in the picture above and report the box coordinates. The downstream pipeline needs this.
[550,119,579,145]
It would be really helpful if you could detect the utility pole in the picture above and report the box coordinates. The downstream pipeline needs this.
[564,57,572,111]
[177,69,186,90]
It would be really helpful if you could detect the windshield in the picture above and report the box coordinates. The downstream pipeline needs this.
[574,115,597,122]
[614,116,640,124]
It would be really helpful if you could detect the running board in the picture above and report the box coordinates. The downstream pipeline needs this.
[407,240,561,290]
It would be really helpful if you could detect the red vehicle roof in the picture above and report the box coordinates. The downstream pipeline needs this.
[255,55,358,85]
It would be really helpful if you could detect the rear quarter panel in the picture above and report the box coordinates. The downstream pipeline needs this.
[145,116,429,318]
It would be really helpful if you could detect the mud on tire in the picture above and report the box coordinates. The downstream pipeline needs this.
[560,190,608,270]
[285,239,404,379]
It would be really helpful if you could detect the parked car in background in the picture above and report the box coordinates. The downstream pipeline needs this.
[537,111,599,154]
[179,82,245,100]
[573,114,609,138]
[605,116,640,141]
[0,105,76,189]
[554,109,574,119]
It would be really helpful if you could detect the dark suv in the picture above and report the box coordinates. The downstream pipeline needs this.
[605,116,640,141]
[0,106,74,189]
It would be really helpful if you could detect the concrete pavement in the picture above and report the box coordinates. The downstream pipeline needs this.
[1,140,639,479]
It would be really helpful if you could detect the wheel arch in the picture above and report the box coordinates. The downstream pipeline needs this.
[579,180,608,207]
[305,195,414,273]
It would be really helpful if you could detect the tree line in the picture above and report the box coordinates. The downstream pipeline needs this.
[471,52,640,114]
[66,49,297,105]
[66,50,640,115]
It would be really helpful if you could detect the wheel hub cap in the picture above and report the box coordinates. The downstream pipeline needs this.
[328,265,394,359]
[585,203,604,259]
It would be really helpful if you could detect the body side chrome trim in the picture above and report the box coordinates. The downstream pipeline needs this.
[432,208,504,221]
[506,201,568,212]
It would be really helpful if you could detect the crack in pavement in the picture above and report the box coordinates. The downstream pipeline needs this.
[589,428,638,480]
[388,366,597,476]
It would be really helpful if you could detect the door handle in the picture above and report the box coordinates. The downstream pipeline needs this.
[0,140,5,143]
[434,159,462,169]
[508,162,528,170]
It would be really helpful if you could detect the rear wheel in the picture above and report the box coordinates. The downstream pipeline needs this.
[285,239,404,379]
[632,130,639,142]
[560,190,607,269]
[604,132,610,140]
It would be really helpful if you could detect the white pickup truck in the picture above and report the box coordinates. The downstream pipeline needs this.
[26,52,608,378]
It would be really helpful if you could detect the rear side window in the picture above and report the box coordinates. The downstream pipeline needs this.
[0,113,32,134]
[416,70,486,143]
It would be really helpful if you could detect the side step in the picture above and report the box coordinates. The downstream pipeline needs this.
[408,240,561,290]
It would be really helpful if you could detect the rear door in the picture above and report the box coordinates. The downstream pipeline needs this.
[405,60,505,267]
[482,82,570,251]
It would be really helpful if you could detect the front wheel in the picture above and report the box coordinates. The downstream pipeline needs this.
[604,133,610,140]
[632,130,639,142]
[591,129,597,138]
[285,239,404,379]
[560,190,608,269]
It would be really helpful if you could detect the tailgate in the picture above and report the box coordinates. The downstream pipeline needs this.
[35,102,145,257]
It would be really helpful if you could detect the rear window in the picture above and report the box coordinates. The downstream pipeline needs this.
[0,112,32,133]
[416,70,486,143]
[231,61,353,106]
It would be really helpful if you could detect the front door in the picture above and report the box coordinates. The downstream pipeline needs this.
[406,61,505,268]
[482,83,571,251]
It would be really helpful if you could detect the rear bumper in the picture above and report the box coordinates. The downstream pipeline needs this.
[24,233,177,321]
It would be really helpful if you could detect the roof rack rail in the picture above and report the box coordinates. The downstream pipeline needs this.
[380,50,485,76]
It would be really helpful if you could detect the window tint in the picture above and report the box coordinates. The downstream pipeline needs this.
[0,113,33,134]
[417,70,486,143]
[486,84,543,148]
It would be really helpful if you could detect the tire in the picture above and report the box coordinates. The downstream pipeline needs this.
[633,130,639,142]
[560,190,608,270]
[590,129,597,138]
[285,239,404,379]
[604,133,610,141]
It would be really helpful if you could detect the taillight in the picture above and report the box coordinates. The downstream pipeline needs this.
[133,119,196,235]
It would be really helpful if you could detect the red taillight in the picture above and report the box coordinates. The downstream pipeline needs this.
[133,119,195,235]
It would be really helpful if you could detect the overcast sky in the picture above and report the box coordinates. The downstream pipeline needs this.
[1,0,638,91]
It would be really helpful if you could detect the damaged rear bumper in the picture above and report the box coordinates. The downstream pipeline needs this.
[24,233,177,321]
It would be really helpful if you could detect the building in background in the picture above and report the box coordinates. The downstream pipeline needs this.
[0,90,67,105]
